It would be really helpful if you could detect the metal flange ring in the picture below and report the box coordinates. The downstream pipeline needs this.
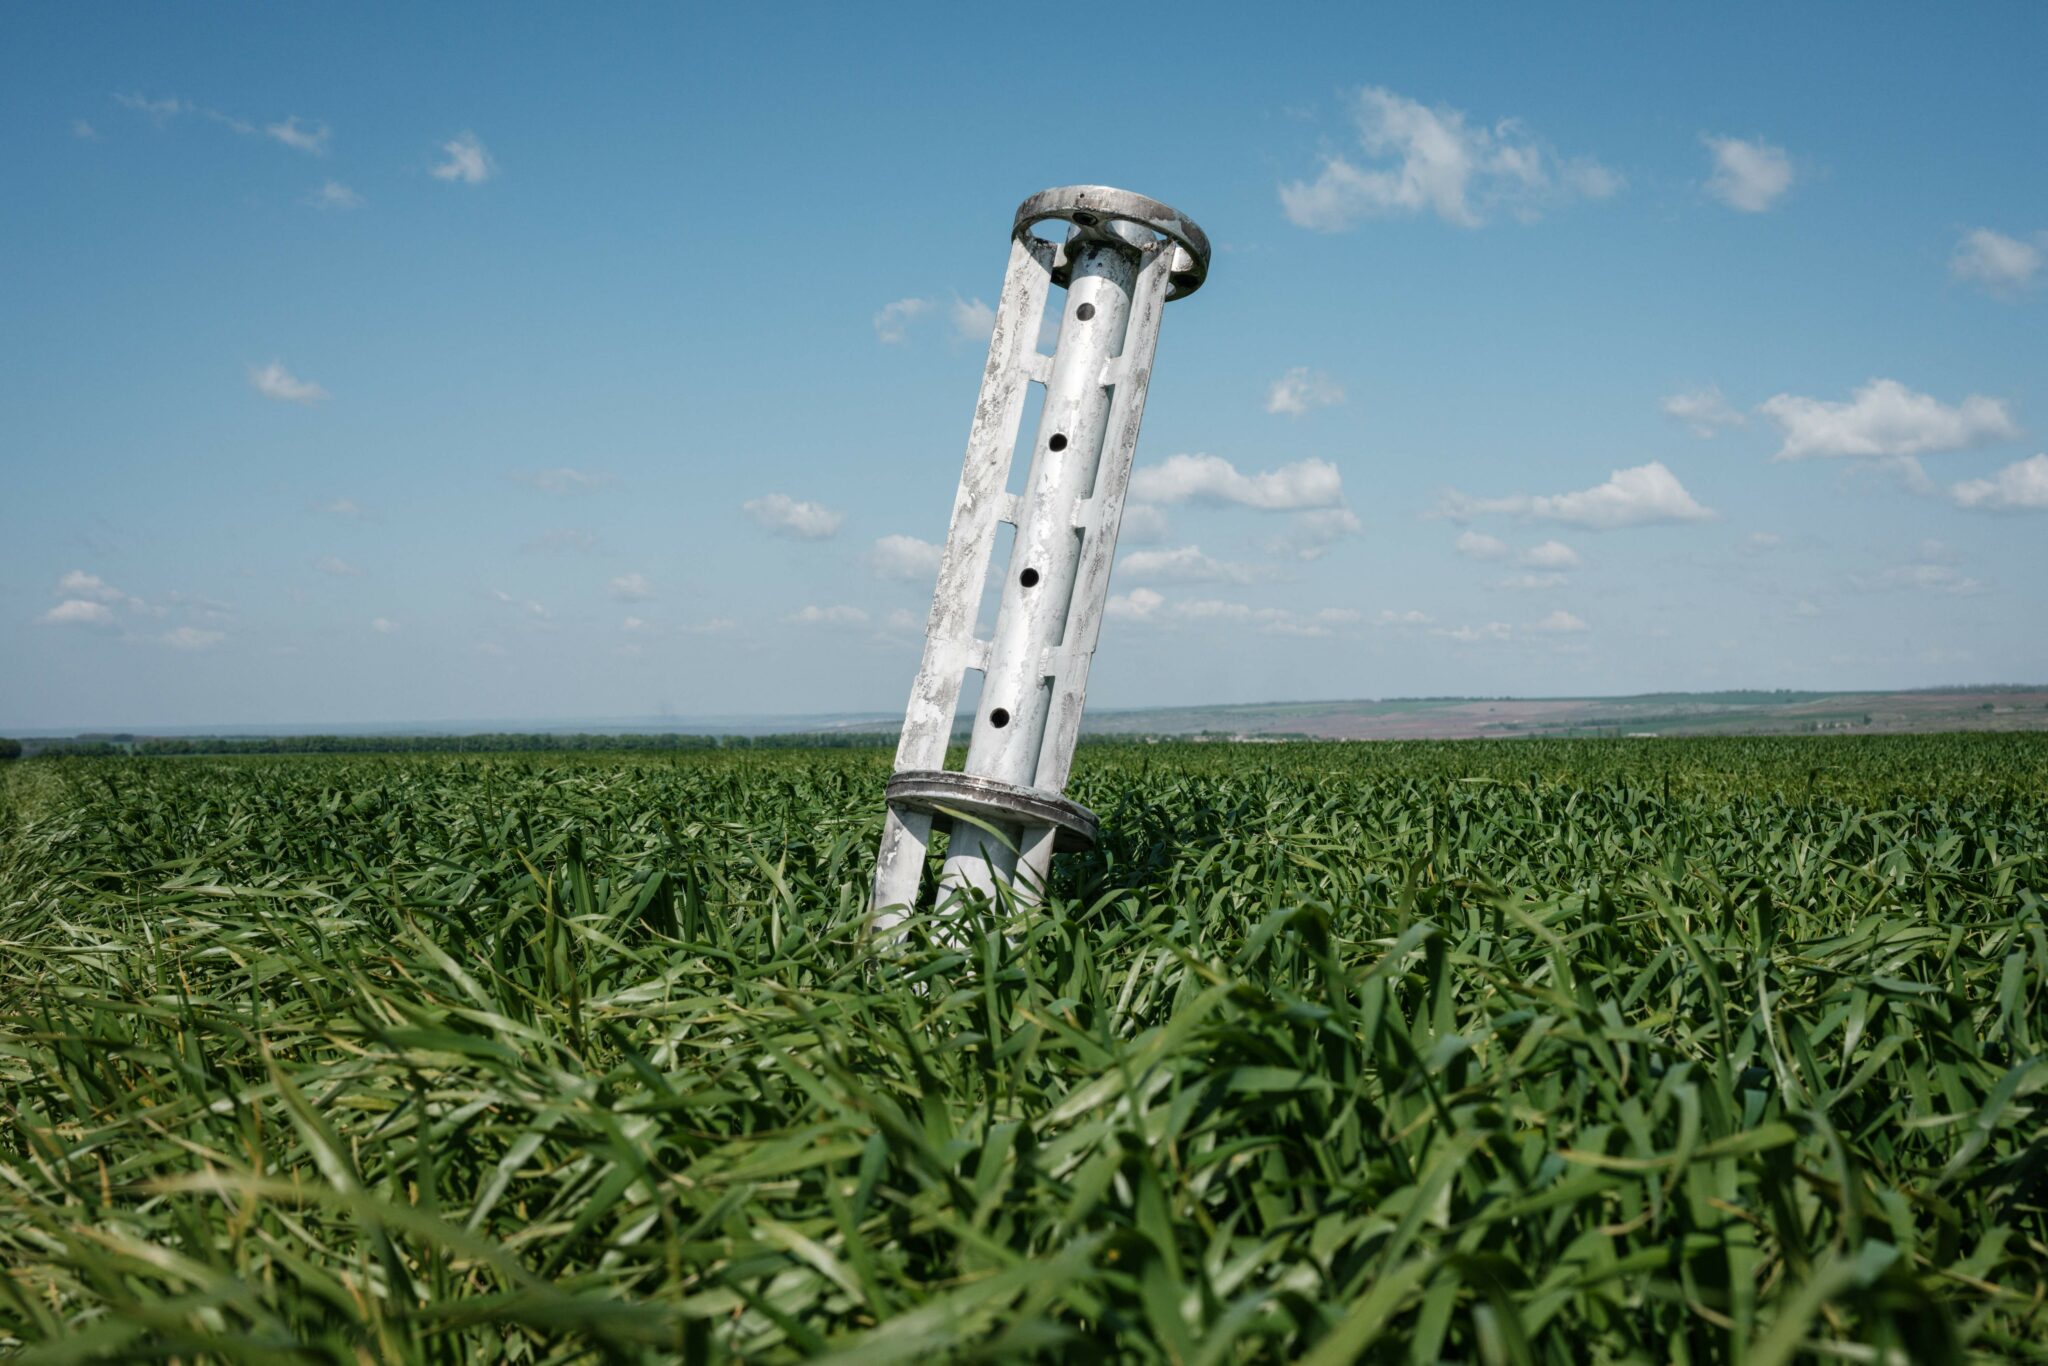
[1013,185,1211,302]
[885,770,1100,852]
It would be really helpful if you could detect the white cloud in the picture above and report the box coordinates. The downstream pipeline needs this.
[1519,539,1580,569]
[266,116,329,154]
[1951,453,2048,512]
[1497,572,1567,591]
[607,572,654,602]
[1528,610,1590,633]
[1105,587,1165,621]
[788,604,868,626]
[1662,386,1747,437]
[883,607,923,634]
[477,641,508,656]
[1266,507,1362,560]
[312,497,365,517]
[950,296,996,343]
[431,131,493,184]
[1951,228,2042,296]
[1375,609,1431,627]
[160,625,223,650]
[1118,503,1169,544]
[514,468,614,496]
[58,570,128,603]
[371,617,398,633]
[1856,563,1984,596]
[39,599,116,627]
[1432,621,1514,643]
[1794,599,1823,617]
[114,92,185,124]
[490,589,549,618]
[1742,531,1784,553]
[1454,530,1509,560]
[621,616,645,632]
[314,556,362,577]
[249,360,329,404]
[1264,367,1345,416]
[1440,461,1716,529]
[872,297,932,344]
[867,534,944,581]
[1130,453,1344,510]
[73,119,99,141]
[1758,379,2018,460]
[1101,589,1352,637]
[744,492,845,540]
[1702,135,1793,212]
[305,180,361,210]
[1117,545,1263,584]
[1281,86,1618,230]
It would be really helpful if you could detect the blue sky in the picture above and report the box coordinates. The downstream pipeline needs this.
[4,2,2045,731]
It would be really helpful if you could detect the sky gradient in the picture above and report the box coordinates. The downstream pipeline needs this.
[4,2,2045,731]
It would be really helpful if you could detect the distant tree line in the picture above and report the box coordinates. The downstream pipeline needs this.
[16,731,904,758]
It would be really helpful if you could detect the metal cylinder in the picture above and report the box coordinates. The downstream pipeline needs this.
[870,186,1209,932]
[941,232,1142,895]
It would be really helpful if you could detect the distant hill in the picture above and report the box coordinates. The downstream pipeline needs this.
[1082,686,2048,741]
[11,687,2046,754]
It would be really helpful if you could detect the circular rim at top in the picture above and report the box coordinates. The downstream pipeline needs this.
[1013,185,1211,301]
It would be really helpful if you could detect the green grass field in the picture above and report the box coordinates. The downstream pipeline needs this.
[2,737,2045,1362]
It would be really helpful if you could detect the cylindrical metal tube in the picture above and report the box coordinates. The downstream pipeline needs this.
[940,236,1141,896]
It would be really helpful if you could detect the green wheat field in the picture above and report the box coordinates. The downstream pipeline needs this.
[2,736,2044,1362]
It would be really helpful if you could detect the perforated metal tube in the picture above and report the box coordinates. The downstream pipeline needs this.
[869,187,1207,932]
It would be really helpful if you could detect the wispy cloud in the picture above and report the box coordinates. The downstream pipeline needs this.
[311,497,366,518]
[160,625,224,650]
[1264,507,1362,560]
[1455,531,1508,560]
[1130,454,1344,511]
[1950,453,2048,512]
[1758,379,2017,460]
[1662,386,1747,437]
[1528,610,1590,633]
[113,92,185,125]
[512,468,614,496]
[1281,86,1619,231]
[39,598,117,627]
[866,534,943,582]
[1439,461,1716,529]
[1117,545,1267,585]
[431,131,493,184]
[371,616,399,633]
[1702,135,1793,212]
[789,604,868,627]
[1103,589,1359,637]
[949,296,995,343]
[249,360,329,404]
[872,297,931,344]
[1264,367,1344,416]
[607,572,654,602]
[314,556,362,577]
[266,116,330,154]
[744,492,844,540]
[72,119,100,141]
[304,180,361,210]
[1951,228,2043,297]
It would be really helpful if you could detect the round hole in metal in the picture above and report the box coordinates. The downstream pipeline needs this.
[1019,568,1040,588]
[1048,433,1068,452]
[989,708,1011,729]
[1076,302,1096,321]
[1072,211,1098,226]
